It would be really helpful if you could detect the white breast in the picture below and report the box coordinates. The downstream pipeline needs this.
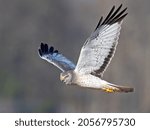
[74,74,107,89]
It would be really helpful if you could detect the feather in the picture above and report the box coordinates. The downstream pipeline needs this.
[38,43,75,72]
[75,4,127,78]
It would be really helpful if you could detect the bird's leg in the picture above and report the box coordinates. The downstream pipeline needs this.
[101,83,134,93]
[101,86,119,93]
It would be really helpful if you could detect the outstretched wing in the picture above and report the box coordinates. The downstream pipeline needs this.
[75,4,127,78]
[38,43,75,72]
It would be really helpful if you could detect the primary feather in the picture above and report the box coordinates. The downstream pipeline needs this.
[38,43,75,72]
[75,4,127,78]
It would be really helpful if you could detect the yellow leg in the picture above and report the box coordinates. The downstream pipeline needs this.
[102,86,120,93]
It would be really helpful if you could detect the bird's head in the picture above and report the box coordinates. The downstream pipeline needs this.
[60,71,73,85]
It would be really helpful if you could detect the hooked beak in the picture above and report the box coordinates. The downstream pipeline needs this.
[60,75,65,81]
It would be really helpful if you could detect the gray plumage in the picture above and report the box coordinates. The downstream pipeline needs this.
[38,4,134,93]
[38,43,75,72]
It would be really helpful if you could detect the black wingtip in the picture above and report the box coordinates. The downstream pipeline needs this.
[45,44,48,52]
[109,4,127,24]
[40,43,44,52]
[95,16,103,30]
[118,4,123,10]
[101,5,115,25]
[38,48,42,56]
[38,43,59,56]
[49,46,54,54]
[95,4,127,29]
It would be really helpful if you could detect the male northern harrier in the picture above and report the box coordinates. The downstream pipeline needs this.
[38,4,134,93]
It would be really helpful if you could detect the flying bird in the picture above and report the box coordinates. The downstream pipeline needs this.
[38,4,134,93]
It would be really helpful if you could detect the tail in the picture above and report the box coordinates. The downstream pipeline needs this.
[102,83,134,93]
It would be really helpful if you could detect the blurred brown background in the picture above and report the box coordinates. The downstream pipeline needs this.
[0,0,149,112]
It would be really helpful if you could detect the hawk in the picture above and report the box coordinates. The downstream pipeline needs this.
[38,4,134,93]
